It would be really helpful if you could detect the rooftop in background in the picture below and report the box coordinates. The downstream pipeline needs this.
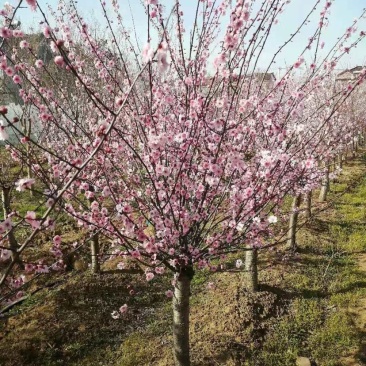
[202,72,276,88]
[336,66,365,82]
[252,72,277,82]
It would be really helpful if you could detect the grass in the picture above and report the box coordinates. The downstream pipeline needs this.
[1,154,366,365]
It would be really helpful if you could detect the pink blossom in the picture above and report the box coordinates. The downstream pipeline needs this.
[15,178,35,191]
[102,186,111,197]
[5,67,13,76]
[35,59,44,68]
[13,75,22,84]
[234,19,244,30]
[25,211,40,229]
[26,0,37,11]
[53,235,62,245]
[20,40,29,49]
[25,263,34,272]
[3,218,12,230]
[54,56,65,67]
[13,30,24,38]
[50,41,57,53]
[16,291,25,299]
[46,198,55,208]
[0,123,8,141]
[142,43,153,63]
[43,26,51,38]
[0,249,11,261]
[36,264,49,273]
[215,99,225,108]
[146,272,155,281]
[115,97,123,107]
[165,290,174,298]
[131,250,141,258]
[155,266,165,274]
[90,201,99,212]
[119,304,128,313]
[157,43,169,72]
[0,27,12,39]
[80,182,89,191]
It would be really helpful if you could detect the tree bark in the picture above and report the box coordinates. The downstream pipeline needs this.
[90,231,100,273]
[287,194,302,251]
[26,123,33,198]
[338,153,343,169]
[319,162,330,202]
[88,189,100,273]
[2,186,11,218]
[245,245,258,292]
[27,164,33,198]
[173,268,193,366]
[1,187,20,264]
[304,191,312,219]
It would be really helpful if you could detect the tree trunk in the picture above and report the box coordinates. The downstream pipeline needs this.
[338,153,343,169]
[352,140,357,158]
[88,189,100,273]
[90,231,100,273]
[173,268,193,366]
[2,186,11,218]
[26,125,33,197]
[304,191,312,219]
[27,164,33,198]
[1,187,20,264]
[245,245,258,292]
[287,194,302,251]
[319,162,330,202]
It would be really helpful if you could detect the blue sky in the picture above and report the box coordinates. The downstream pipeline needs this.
[3,0,366,74]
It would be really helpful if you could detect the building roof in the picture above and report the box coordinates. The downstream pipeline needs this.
[336,66,364,81]
[252,72,276,81]
[202,72,276,87]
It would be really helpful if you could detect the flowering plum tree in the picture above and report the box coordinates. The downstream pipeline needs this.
[1,0,366,364]
[281,74,365,250]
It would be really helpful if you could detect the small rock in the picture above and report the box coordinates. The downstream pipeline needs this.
[296,357,311,366]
